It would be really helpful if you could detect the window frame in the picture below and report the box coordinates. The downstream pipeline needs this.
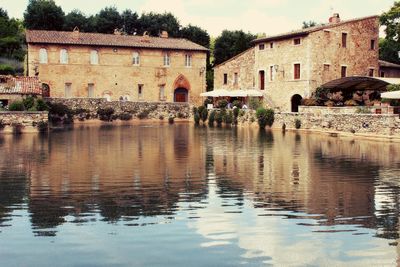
[185,54,192,67]
[342,32,347,48]
[223,73,228,85]
[90,50,99,65]
[341,65,347,78]
[294,63,301,80]
[259,70,265,90]
[259,44,265,50]
[294,38,301,46]
[60,49,69,64]
[88,83,94,97]
[39,48,48,64]
[163,53,170,67]
[132,52,140,66]
[64,82,72,98]
[138,84,144,100]
[370,39,376,50]
[159,84,166,101]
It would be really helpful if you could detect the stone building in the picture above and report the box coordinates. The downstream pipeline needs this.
[26,29,208,104]
[214,14,380,111]
[379,60,400,78]
[0,75,41,106]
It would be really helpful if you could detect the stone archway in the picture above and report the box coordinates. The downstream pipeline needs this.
[173,75,190,103]
[291,94,302,112]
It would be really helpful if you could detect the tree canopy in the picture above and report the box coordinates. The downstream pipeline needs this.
[213,30,256,65]
[23,0,65,30]
[380,1,400,64]
[0,8,24,61]
[137,12,180,37]
[302,21,317,29]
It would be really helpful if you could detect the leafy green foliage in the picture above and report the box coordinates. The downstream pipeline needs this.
[224,110,233,124]
[22,96,35,110]
[249,97,262,110]
[200,107,208,123]
[295,119,301,129]
[8,100,25,111]
[256,107,274,128]
[302,21,317,29]
[0,64,15,75]
[24,0,65,30]
[214,30,256,65]
[208,110,216,126]
[380,3,400,64]
[215,111,223,126]
[168,116,175,124]
[97,107,115,121]
[95,7,123,34]
[137,12,180,37]
[217,99,228,109]
[194,112,200,124]
[63,9,90,31]
[35,99,49,111]
[0,8,25,61]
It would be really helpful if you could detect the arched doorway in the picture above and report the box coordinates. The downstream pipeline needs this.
[174,88,188,102]
[291,94,302,112]
[42,83,50,97]
[173,74,190,103]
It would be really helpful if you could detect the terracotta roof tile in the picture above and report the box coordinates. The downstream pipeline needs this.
[379,60,400,69]
[0,76,42,95]
[26,30,209,52]
[253,15,378,44]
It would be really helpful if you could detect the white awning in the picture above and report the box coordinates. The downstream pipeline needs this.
[201,89,263,97]
[381,90,400,99]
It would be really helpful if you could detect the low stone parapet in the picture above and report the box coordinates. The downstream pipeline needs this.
[273,112,400,136]
[0,111,49,133]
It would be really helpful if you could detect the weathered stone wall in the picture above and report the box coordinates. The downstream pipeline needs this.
[0,111,48,133]
[28,44,207,105]
[273,112,400,136]
[299,105,399,115]
[46,98,192,119]
[214,48,255,90]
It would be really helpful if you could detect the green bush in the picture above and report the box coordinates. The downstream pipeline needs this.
[137,109,149,119]
[194,112,200,124]
[0,119,4,129]
[192,106,198,115]
[249,97,262,110]
[0,64,15,75]
[256,107,275,128]
[208,110,216,126]
[119,112,133,120]
[233,107,240,118]
[97,107,115,121]
[200,107,208,123]
[232,100,242,108]
[217,99,228,109]
[215,111,223,126]
[23,96,35,110]
[8,100,25,111]
[203,98,213,107]
[168,116,175,124]
[295,118,301,129]
[36,120,48,132]
[224,110,233,124]
[314,87,330,103]
[35,99,49,111]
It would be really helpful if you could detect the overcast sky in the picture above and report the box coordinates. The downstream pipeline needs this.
[0,0,395,36]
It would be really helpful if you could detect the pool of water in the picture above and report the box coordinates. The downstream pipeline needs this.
[0,123,399,266]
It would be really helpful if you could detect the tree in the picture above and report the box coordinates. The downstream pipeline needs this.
[213,30,256,65]
[137,12,180,37]
[94,6,123,34]
[121,9,139,35]
[180,25,210,48]
[63,10,89,31]
[23,0,65,30]
[0,8,25,60]
[302,20,317,29]
[380,2,400,63]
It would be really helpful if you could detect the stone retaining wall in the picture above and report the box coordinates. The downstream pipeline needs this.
[46,98,192,120]
[0,111,48,133]
[273,112,400,136]
[299,105,400,115]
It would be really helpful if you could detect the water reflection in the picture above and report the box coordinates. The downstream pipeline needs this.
[0,124,399,265]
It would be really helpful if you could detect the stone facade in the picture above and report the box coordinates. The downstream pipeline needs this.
[214,15,380,111]
[0,111,48,133]
[379,60,400,78]
[273,112,400,136]
[213,48,255,90]
[47,98,192,120]
[26,30,207,105]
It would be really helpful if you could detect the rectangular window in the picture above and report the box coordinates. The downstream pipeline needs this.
[159,85,165,101]
[342,33,347,48]
[65,83,71,98]
[234,73,238,85]
[259,44,265,50]
[294,64,301,80]
[138,84,143,100]
[163,53,170,66]
[90,50,98,65]
[270,43,274,49]
[132,52,140,65]
[270,66,274,81]
[88,83,94,97]
[341,66,347,78]
[39,48,48,64]
[368,68,374,77]
[323,64,330,71]
[294,38,301,45]
[370,39,376,50]
[60,49,68,64]
[185,54,192,67]
[259,70,265,90]
[380,71,385,78]
[223,73,228,85]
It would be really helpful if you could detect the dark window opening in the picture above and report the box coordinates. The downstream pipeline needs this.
[270,43,274,48]
[380,71,385,78]
[341,66,347,78]
[259,44,265,50]
[342,33,347,48]
[223,73,228,85]
[368,69,374,77]
[294,38,301,45]
[259,70,265,90]
[370,39,375,50]
[294,64,301,80]
[323,64,330,71]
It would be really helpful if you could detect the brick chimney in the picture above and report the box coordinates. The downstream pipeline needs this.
[160,31,169,38]
[329,13,340,23]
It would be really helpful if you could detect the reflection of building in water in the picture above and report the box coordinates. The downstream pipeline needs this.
[209,129,400,232]
[0,124,208,234]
